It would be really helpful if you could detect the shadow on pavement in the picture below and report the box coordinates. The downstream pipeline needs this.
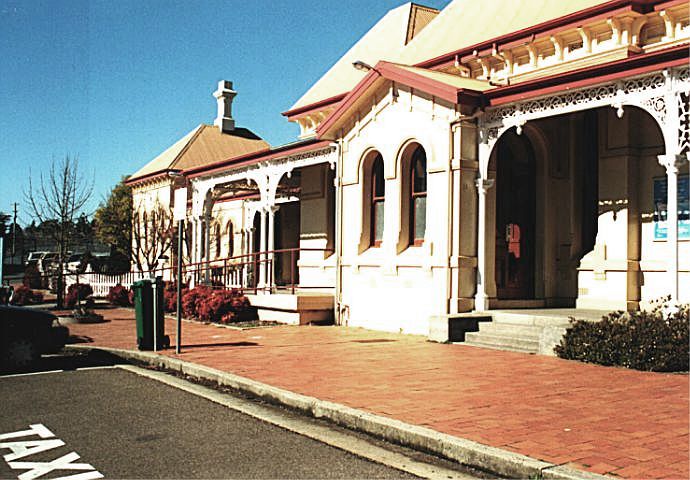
[0,349,127,376]
[181,341,259,349]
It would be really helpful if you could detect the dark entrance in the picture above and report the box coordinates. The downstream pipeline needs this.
[495,130,536,299]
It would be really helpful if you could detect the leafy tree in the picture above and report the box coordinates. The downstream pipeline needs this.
[94,179,132,262]
[25,155,93,307]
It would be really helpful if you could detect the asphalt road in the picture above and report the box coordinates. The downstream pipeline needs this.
[0,353,441,479]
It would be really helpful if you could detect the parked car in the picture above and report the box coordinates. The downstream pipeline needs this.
[25,251,50,266]
[65,253,85,273]
[0,305,69,371]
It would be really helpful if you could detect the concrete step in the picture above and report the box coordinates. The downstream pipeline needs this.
[464,331,540,353]
[477,322,542,337]
[490,312,572,327]
[463,338,538,354]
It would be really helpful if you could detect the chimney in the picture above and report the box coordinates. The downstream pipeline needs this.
[213,80,237,133]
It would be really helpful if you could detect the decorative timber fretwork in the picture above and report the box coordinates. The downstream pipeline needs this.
[479,66,690,176]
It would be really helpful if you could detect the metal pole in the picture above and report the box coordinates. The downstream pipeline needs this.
[152,278,157,352]
[0,236,4,286]
[12,202,17,265]
[176,219,183,354]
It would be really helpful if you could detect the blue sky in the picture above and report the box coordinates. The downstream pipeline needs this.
[0,0,449,225]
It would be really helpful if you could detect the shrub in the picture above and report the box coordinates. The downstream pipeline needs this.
[181,286,211,318]
[65,283,94,308]
[196,288,251,324]
[10,285,44,306]
[555,304,689,372]
[107,284,131,307]
[178,286,251,323]
[163,288,177,313]
[23,264,43,289]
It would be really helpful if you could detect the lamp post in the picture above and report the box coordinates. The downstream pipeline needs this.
[169,171,186,355]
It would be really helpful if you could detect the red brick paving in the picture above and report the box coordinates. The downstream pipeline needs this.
[66,308,689,479]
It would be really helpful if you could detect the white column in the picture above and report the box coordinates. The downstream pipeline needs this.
[474,178,494,311]
[204,216,211,283]
[658,154,685,303]
[258,208,267,289]
[267,205,279,290]
[245,227,254,288]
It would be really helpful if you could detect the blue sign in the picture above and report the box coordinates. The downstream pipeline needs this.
[654,174,690,240]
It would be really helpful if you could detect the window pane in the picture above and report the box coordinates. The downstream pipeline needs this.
[413,157,426,193]
[373,158,385,197]
[374,201,385,242]
[414,196,426,240]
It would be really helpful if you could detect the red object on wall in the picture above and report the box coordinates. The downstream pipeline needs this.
[508,223,521,259]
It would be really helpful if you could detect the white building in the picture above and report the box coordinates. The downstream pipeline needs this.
[129,0,689,352]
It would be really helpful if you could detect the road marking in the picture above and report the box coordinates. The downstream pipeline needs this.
[0,371,64,379]
[0,425,103,480]
[119,364,476,480]
[74,366,118,372]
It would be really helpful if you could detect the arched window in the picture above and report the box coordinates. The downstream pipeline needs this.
[371,155,385,247]
[409,146,427,245]
[227,221,234,257]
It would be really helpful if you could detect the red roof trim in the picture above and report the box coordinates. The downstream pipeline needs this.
[654,0,687,10]
[416,0,653,70]
[316,61,487,138]
[486,44,688,106]
[378,63,461,103]
[125,170,170,186]
[315,68,383,138]
[282,93,348,119]
[185,139,332,178]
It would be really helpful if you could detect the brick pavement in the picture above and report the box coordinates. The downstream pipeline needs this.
[66,308,689,479]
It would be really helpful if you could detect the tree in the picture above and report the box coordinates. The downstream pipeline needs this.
[25,155,93,307]
[131,200,174,272]
[94,179,132,261]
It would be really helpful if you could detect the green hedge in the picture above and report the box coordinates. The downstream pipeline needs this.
[555,304,688,372]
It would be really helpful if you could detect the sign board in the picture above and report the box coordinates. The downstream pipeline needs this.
[653,174,689,240]
[173,188,188,222]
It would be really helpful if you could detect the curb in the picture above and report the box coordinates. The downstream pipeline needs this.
[67,344,610,480]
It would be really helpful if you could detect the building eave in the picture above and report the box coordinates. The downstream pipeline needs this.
[485,44,689,107]
[185,139,333,179]
[415,0,655,71]
[282,93,348,120]
[316,60,489,139]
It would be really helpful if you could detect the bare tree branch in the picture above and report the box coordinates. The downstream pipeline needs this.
[24,155,94,307]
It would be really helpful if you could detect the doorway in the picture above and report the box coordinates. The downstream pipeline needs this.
[494,130,536,299]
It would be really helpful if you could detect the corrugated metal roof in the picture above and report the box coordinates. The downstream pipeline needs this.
[289,0,610,112]
[398,0,609,66]
[128,124,269,182]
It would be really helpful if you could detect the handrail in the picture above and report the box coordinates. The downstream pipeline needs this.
[50,247,335,298]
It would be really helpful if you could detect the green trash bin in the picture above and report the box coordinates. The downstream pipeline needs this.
[132,278,168,350]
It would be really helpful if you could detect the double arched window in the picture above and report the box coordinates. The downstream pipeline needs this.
[370,155,385,247]
[409,146,427,245]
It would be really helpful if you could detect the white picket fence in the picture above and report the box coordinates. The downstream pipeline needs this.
[64,265,172,298]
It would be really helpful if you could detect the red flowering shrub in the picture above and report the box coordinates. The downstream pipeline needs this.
[164,288,179,313]
[65,283,93,308]
[181,286,211,318]
[162,282,189,313]
[196,288,251,324]
[107,284,132,307]
[10,285,44,305]
[128,289,135,306]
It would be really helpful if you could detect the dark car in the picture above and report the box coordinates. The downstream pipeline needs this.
[0,305,69,371]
